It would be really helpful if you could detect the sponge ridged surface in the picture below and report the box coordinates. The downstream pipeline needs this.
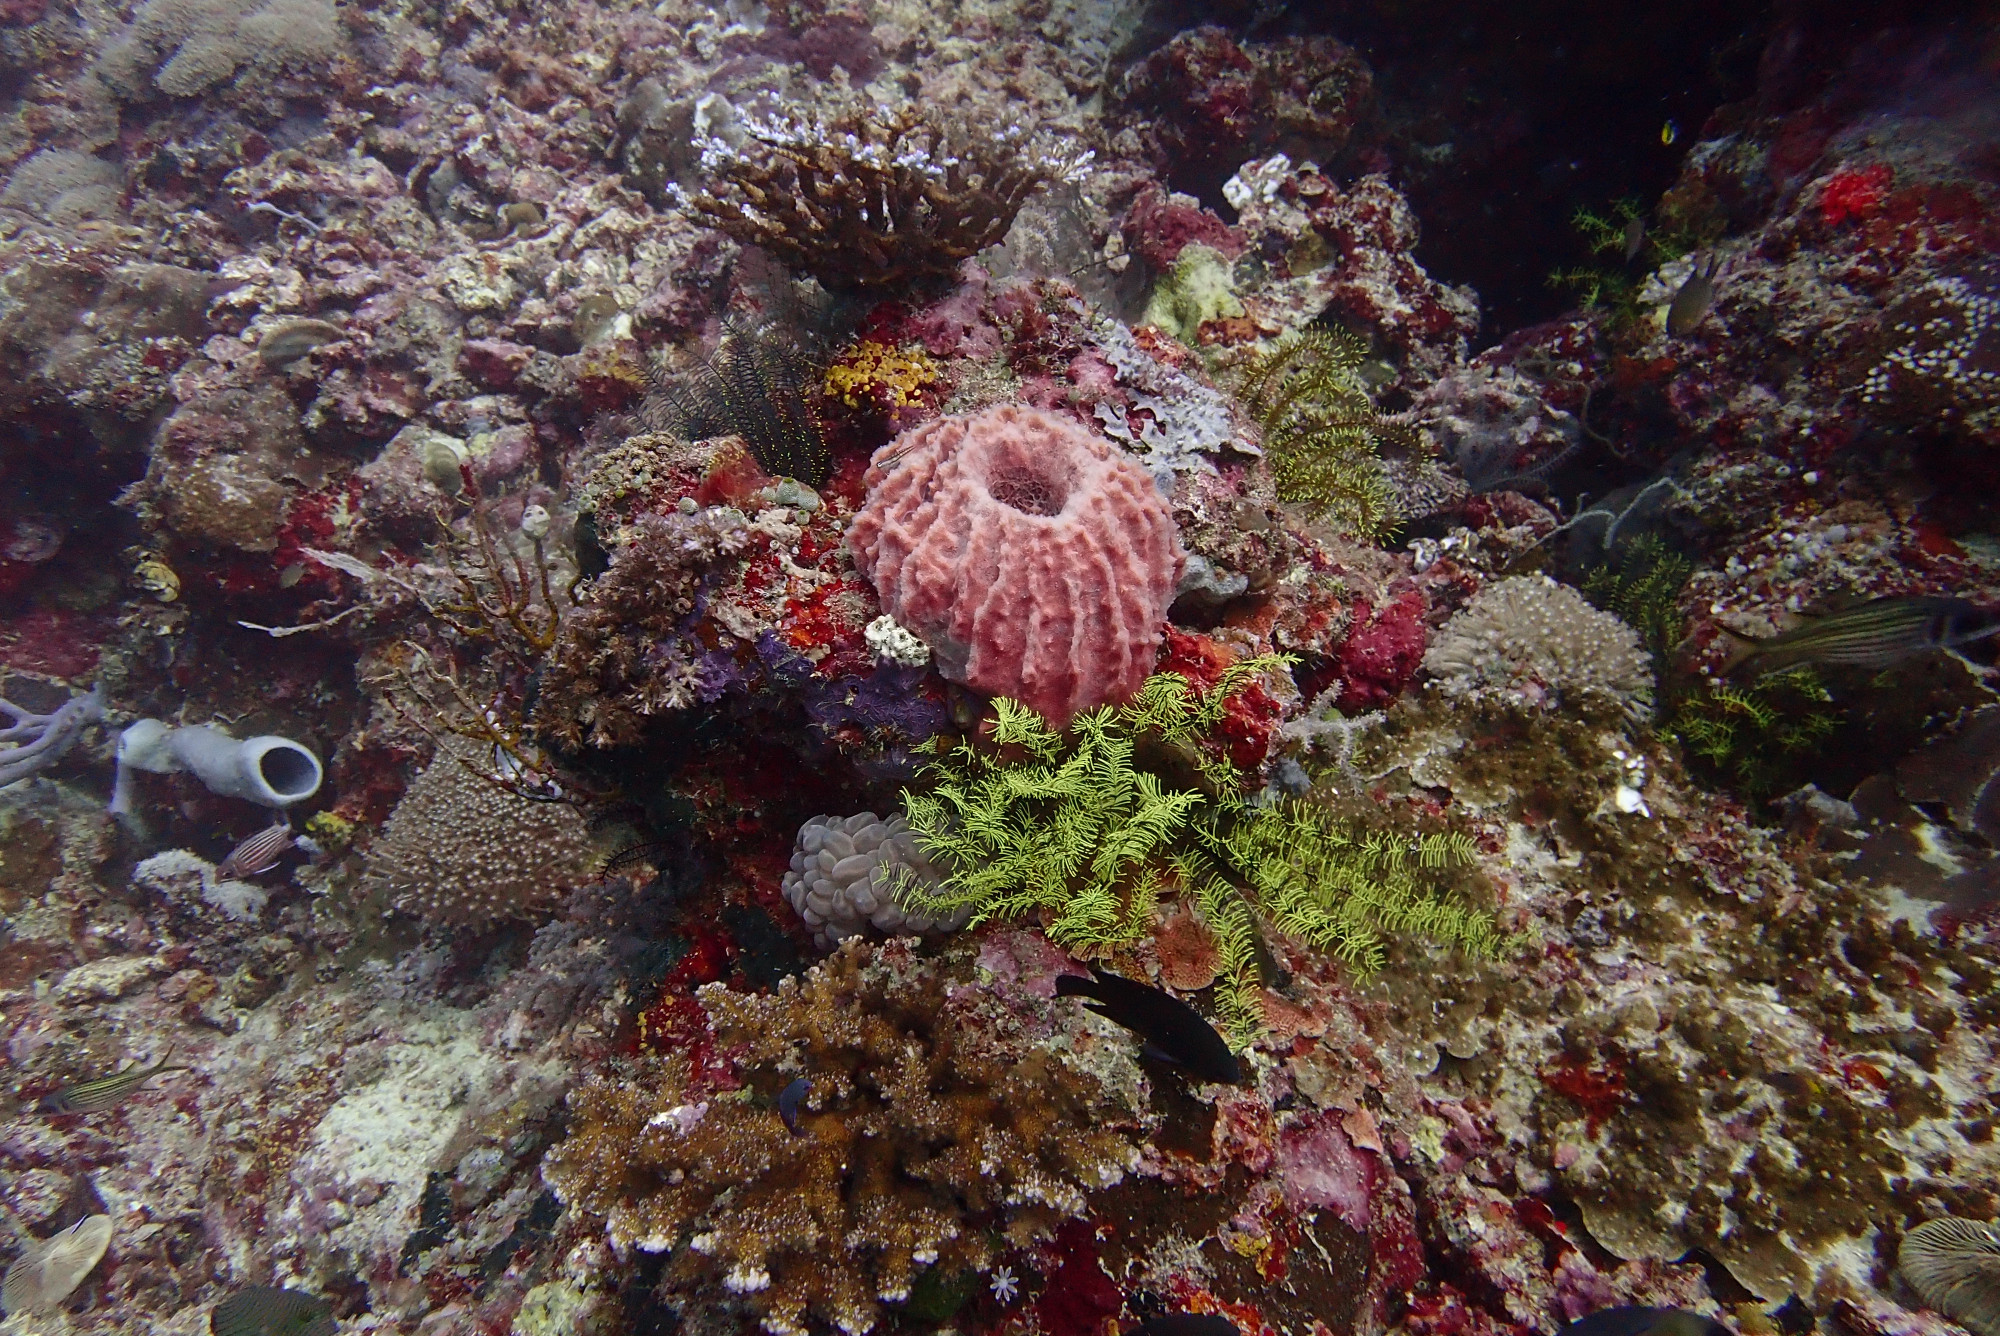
[847,405,1184,726]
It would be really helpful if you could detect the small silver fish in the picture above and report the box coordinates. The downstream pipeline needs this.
[1666,254,1722,337]
[36,1049,186,1115]
[1622,216,1647,263]
[217,821,295,880]
[1721,596,2000,676]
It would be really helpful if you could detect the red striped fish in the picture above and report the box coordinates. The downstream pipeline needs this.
[217,822,295,880]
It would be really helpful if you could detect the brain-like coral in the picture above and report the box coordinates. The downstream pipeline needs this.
[846,405,1185,727]
[781,811,969,951]
[365,741,597,923]
[1423,575,1654,721]
[545,938,1144,1336]
[93,0,345,101]
[0,150,122,225]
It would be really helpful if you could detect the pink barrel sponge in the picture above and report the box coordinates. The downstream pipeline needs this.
[847,405,1185,727]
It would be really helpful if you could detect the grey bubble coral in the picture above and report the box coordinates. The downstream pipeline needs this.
[781,812,970,951]
[367,742,597,924]
[1899,1217,2000,1336]
[1423,574,1654,721]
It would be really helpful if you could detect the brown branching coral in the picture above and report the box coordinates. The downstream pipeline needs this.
[675,102,1092,293]
[546,938,1146,1336]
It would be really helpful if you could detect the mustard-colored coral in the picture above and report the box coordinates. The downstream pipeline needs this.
[544,938,1145,1336]
[823,340,942,413]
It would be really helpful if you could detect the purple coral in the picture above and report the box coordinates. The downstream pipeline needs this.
[0,682,104,786]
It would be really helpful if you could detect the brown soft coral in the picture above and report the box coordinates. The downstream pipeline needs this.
[545,938,1145,1336]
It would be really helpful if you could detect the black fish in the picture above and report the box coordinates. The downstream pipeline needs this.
[1557,1307,1730,1336]
[778,1076,809,1136]
[210,1285,337,1336]
[1132,1316,1240,1336]
[1055,966,1241,1085]
[1720,596,2000,676]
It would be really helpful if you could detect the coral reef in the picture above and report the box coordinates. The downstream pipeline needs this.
[546,938,1146,1336]
[847,405,1184,728]
[0,6,1996,1336]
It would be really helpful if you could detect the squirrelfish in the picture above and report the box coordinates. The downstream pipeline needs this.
[36,1049,185,1115]
[1721,595,2000,676]
[1056,966,1241,1085]
[1556,1308,1728,1336]
[217,821,296,880]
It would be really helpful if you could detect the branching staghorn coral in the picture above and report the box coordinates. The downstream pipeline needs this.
[895,665,1507,1041]
[545,938,1144,1336]
[675,101,1092,293]
[1235,328,1418,540]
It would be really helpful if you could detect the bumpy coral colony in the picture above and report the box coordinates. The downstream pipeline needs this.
[2,5,2000,1336]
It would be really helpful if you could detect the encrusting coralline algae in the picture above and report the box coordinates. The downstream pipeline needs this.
[0,4,1997,1336]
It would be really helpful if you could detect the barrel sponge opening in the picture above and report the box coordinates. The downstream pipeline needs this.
[846,404,1185,727]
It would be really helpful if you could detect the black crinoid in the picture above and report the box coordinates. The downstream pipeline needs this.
[642,315,833,487]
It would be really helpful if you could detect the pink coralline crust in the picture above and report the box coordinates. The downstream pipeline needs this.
[846,405,1185,727]
[1275,1111,1374,1232]
[1122,182,1246,270]
[457,337,533,390]
[1334,591,1428,709]
[1820,164,1893,227]
[1298,171,1480,379]
[903,262,1004,359]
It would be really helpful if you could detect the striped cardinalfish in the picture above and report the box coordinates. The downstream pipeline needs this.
[36,1049,186,1115]
[217,821,295,880]
[1720,596,2000,676]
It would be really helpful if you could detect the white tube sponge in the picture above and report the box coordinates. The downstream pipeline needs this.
[113,718,322,811]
